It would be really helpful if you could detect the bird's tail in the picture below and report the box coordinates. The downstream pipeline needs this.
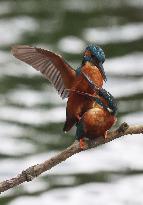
[63,119,76,132]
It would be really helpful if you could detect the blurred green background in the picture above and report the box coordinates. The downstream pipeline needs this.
[0,0,143,204]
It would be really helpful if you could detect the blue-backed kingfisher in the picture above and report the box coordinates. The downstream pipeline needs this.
[11,44,106,132]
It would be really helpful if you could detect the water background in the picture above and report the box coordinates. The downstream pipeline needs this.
[0,0,143,204]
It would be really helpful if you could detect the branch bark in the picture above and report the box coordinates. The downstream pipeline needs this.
[0,122,143,194]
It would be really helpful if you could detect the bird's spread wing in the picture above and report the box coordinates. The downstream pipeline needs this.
[11,45,76,99]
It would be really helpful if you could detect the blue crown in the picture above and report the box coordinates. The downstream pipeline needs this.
[85,44,105,63]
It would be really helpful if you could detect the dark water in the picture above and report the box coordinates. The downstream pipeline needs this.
[0,0,143,204]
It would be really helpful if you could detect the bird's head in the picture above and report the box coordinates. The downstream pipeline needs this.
[83,44,106,81]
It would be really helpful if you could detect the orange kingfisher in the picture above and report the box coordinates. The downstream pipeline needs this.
[11,44,106,132]
[75,73,117,149]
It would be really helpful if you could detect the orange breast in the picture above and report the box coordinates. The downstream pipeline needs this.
[82,62,103,88]
[71,62,103,93]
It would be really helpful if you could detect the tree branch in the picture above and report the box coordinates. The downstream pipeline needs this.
[0,122,143,194]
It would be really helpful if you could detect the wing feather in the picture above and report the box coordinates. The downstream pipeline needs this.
[11,45,76,99]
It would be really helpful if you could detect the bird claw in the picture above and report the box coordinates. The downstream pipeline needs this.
[79,138,89,150]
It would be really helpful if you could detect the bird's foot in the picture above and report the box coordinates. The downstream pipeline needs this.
[79,138,89,150]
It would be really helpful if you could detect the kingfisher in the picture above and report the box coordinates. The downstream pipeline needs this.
[64,45,106,132]
[11,44,106,131]
[75,73,117,149]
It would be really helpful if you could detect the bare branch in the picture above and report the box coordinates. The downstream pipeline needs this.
[0,122,143,194]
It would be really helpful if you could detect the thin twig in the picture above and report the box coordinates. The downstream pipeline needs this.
[0,122,143,194]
